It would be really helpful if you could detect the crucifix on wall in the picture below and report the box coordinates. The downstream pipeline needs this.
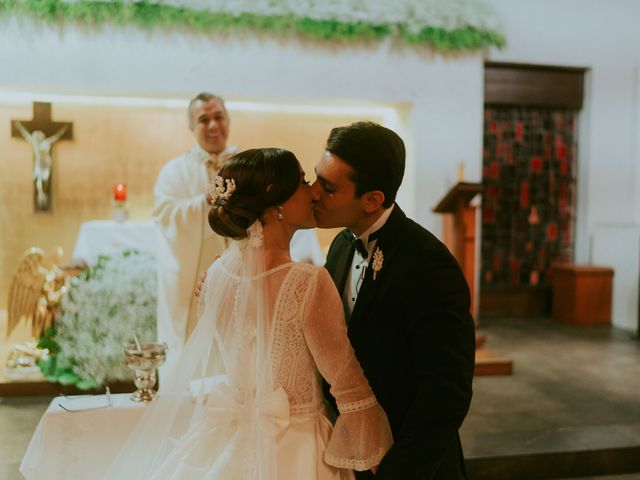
[11,102,74,212]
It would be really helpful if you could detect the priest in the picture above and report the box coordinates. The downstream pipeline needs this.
[153,93,238,373]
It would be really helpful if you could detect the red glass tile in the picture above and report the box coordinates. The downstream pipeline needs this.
[555,112,564,130]
[560,160,568,175]
[538,246,547,268]
[520,180,529,208]
[482,206,496,223]
[492,252,501,270]
[531,156,543,172]
[510,257,520,272]
[530,270,539,286]
[490,162,499,178]
[516,122,524,141]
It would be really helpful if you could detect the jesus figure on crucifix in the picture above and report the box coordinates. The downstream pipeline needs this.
[14,121,69,211]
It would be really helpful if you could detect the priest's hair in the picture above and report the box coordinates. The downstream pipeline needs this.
[187,92,227,127]
[209,148,300,239]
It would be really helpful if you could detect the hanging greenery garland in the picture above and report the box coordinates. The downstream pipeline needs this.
[0,0,505,51]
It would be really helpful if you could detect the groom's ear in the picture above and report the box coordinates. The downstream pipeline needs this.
[361,190,385,213]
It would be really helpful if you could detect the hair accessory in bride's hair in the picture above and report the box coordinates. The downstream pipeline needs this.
[209,175,236,203]
[247,220,264,248]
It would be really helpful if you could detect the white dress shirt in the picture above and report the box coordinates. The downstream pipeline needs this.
[343,205,394,315]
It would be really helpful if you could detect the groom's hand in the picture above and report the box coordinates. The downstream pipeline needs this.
[194,253,223,297]
[194,271,207,298]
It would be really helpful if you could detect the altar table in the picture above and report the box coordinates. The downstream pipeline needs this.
[20,393,145,480]
[72,220,158,266]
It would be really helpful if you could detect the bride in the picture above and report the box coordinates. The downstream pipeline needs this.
[104,148,393,479]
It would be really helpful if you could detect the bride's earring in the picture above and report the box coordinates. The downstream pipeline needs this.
[277,206,284,221]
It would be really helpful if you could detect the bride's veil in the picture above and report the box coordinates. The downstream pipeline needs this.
[103,221,282,479]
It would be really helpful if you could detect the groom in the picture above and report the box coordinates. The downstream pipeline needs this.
[311,122,476,479]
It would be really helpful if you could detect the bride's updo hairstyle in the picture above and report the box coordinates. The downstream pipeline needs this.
[209,148,301,239]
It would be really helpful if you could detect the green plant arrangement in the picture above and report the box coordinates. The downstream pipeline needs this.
[38,250,157,390]
[0,0,505,51]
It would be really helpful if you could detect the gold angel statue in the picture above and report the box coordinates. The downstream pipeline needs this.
[6,247,69,341]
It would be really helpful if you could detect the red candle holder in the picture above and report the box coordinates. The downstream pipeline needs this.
[112,183,129,222]
[114,183,127,201]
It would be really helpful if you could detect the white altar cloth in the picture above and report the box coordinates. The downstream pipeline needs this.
[72,220,159,266]
[20,393,145,480]
[72,219,325,266]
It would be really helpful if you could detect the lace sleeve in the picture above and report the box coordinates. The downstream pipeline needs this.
[302,268,393,471]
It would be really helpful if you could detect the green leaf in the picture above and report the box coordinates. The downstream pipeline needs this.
[76,379,99,391]
[43,326,56,337]
[58,372,80,385]
[37,357,55,376]
[37,337,60,354]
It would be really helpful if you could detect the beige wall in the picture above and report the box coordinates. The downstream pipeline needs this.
[1,99,380,309]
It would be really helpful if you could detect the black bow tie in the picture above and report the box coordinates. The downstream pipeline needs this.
[351,237,368,258]
[350,229,380,259]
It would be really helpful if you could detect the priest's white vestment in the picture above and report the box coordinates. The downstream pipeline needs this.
[153,145,237,373]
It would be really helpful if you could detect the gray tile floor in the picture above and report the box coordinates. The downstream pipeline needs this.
[461,317,640,479]
[462,317,640,438]
[1,317,639,479]
[0,395,50,480]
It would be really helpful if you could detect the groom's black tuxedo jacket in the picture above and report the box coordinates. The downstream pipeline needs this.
[324,205,475,480]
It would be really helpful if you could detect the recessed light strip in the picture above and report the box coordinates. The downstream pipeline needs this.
[0,91,399,127]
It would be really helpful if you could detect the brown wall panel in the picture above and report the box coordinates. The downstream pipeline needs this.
[485,62,586,109]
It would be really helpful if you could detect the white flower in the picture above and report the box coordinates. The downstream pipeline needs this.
[56,252,157,386]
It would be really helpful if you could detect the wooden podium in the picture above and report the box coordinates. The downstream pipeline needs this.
[433,182,483,317]
[434,181,513,376]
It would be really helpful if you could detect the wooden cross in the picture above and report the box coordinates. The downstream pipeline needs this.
[11,102,74,212]
[11,102,73,140]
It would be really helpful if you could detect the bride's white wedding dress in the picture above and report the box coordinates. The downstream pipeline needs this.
[103,227,392,479]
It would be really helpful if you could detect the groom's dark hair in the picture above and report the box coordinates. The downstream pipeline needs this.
[325,121,405,208]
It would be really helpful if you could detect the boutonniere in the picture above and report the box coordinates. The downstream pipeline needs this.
[372,247,384,280]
